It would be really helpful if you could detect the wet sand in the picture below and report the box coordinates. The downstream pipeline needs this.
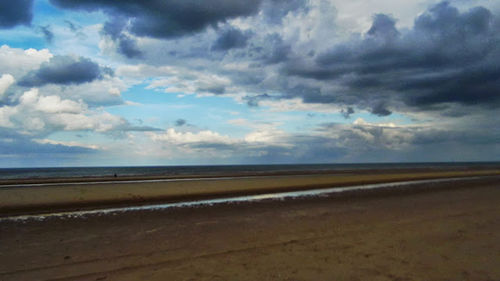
[1,169,499,216]
[0,176,499,281]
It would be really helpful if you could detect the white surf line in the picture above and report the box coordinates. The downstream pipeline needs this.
[0,176,484,222]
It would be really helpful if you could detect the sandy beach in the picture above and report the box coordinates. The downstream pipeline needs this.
[0,171,499,280]
[1,168,499,216]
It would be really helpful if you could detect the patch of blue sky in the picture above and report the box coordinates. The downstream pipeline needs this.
[0,0,107,54]
[120,84,183,105]
[0,28,47,49]
[240,109,320,134]
[108,84,255,137]
[30,0,107,58]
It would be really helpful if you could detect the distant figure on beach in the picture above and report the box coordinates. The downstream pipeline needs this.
[114,173,117,178]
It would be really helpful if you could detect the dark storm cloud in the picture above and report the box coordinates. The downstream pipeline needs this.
[18,56,111,87]
[370,103,392,116]
[0,0,33,28]
[101,16,124,38]
[402,63,500,107]
[212,27,252,51]
[259,33,291,64]
[49,0,263,39]
[245,33,291,66]
[117,35,143,58]
[284,2,500,113]
[367,14,399,40]
[410,128,500,146]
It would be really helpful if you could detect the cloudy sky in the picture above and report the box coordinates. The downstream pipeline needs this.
[0,0,499,167]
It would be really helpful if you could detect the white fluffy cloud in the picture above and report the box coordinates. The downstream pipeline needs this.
[0,45,160,163]
[141,120,295,162]
[149,128,235,144]
[0,45,52,78]
[38,76,127,106]
[0,88,130,135]
[0,74,15,99]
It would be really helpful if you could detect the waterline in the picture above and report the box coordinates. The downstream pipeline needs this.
[0,176,482,222]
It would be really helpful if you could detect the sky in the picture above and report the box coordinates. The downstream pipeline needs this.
[0,0,499,167]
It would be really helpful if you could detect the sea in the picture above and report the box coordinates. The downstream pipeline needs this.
[0,162,498,180]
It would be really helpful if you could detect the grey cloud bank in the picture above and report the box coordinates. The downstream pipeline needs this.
[285,2,500,113]
[121,1,499,119]
[0,0,34,28]
[49,0,263,38]
[212,27,252,51]
[18,56,112,87]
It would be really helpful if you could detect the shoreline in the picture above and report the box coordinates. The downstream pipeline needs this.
[1,168,499,216]
[3,175,497,222]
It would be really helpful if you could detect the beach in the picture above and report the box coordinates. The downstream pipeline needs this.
[1,168,499,216]
[0,169,499,280]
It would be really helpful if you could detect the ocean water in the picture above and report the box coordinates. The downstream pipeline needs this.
[0,162,498,180]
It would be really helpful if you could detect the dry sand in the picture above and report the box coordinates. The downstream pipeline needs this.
[0,176,499,280]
